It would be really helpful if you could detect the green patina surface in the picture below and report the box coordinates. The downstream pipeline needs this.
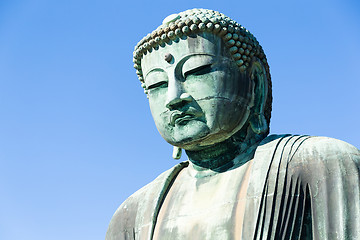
[106,8,360,240]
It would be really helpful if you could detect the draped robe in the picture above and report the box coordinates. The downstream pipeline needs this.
[106,135,360,239]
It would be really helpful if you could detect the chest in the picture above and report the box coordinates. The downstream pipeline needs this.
[152,162,252,240]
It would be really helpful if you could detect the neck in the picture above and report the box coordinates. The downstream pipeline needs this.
[185,126,266,172]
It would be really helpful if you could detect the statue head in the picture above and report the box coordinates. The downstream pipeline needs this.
[133,9,272,152]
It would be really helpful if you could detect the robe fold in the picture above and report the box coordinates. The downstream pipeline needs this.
[106,135,360,240]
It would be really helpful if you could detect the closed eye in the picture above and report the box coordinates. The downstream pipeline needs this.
[147,81,168,90]
[184,64,212,78]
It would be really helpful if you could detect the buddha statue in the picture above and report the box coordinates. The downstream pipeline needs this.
[106,9,360,240]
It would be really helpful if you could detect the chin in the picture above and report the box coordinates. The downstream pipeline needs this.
[176,121,248,151]
[161,120,211,150]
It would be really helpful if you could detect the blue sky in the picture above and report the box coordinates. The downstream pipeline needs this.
[0,0,359,239]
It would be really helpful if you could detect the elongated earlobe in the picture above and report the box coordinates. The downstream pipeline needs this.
[250,113,268,134]
[173,146,182,159]
[249,61,269,135]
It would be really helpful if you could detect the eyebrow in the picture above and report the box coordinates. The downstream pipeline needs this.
[144,68,164,78]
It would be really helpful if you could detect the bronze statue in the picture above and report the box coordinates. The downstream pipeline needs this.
[106,9,360,239]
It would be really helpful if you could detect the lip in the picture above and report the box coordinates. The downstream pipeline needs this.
[170,110,203,126]
[174,114,196,125]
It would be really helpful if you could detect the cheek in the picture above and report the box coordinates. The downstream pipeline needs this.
[198,98,250,134]
[148,92,173,136]
[185,70,245,101]
[149,105,166,128]
[184,71,226,100]
[194,98,222,130]
[148,89,168,113]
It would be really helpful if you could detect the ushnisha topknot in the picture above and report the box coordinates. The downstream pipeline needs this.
[133,8,272,126]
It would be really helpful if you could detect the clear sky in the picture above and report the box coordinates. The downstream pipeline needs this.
[0,0,359,239]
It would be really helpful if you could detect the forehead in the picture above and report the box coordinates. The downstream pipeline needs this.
[141,32,227,74]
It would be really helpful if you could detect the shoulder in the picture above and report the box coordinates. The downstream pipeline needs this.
[286,136,360,179]
[261,134,358,155]
[108,163,182,219]
[295,136,358,157]
[115,160,188,209]
[106,161,188,239]
[291,136,359,164]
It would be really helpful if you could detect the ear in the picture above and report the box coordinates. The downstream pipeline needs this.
[248,60,269,135]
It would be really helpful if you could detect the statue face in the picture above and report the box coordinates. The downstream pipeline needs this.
[141,32,254,150]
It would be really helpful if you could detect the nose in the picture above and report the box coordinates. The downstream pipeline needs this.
[165,78,193,110]
[166,92,193,110]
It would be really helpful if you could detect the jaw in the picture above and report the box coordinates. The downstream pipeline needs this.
[179,128,240,151]
[158,120,211,150]
[155,106,252,151]
[171,123,245,151]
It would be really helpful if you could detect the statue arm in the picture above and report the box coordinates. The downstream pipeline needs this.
[293,137,360,239]
[105,162,188,240]
[105,200,137,240]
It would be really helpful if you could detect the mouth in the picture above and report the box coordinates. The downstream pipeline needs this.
[170,110,203,126]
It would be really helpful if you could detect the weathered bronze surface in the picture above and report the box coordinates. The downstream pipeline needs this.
[106,9,360,240]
